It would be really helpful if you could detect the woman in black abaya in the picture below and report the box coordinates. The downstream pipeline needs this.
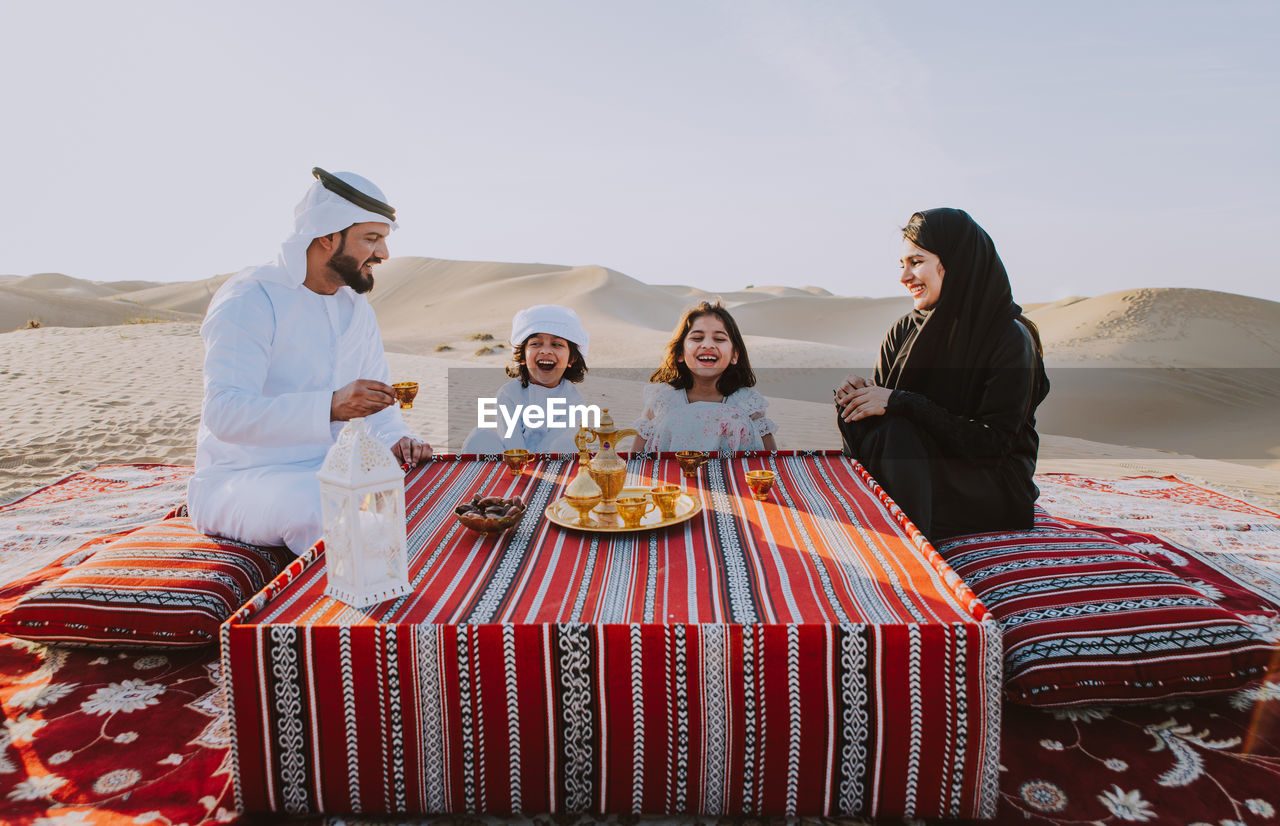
[835,208,1049,540]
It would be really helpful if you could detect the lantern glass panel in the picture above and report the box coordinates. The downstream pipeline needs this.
[370,489,402,579]
[320,489,351,579]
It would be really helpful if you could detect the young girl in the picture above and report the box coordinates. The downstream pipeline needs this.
[632,301,778,452]
[461,304,590,454]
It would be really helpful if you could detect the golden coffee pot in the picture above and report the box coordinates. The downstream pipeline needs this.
[575,409,638,515]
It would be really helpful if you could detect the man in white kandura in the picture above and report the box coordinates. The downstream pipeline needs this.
[187,168,431,554]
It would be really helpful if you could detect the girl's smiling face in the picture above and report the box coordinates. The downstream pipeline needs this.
[678,314,737,380]
[523,333,572,388]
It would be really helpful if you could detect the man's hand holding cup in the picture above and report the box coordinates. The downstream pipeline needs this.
[330,379,397,421]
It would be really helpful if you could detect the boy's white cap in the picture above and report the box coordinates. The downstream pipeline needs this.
[510,305,590,357]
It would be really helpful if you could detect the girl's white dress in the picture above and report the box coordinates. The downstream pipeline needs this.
[633,384,777,452]
[461,378,587,454]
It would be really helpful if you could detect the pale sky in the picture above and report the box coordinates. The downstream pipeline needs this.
[2,1,1276,303]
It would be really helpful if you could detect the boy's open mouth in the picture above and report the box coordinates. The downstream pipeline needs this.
[535,359,558,371]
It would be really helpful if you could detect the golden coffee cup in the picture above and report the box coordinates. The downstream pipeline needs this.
[615,496,656,528]
[392,381,419,409]
[502,448,534,477]
[564,492,602,527]
[648,484,683,520]
[745,470,776,501]
[674,450,708,478]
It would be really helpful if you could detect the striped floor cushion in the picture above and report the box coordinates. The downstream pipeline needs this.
[0,517,291,647]
[935,511,1275,707]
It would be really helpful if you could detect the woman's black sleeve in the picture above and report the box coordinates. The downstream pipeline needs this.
[885,323,1038,459]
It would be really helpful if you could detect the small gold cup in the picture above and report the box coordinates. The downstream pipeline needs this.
[615,496,656,528]
[648,484,683,520]
[674,450,708,478]
[501,448,534,477]
[392,381,419,409]
[745,470,776,501]
[564,492,602,527]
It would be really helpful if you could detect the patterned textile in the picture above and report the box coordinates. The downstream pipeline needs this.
[0,465,193,586]
[4,463,1280,825]
[994,519,1280,824]
[936,510,1275,707]
[0,518,292,648]
[224,451,1003,819]
[1036,473,1280,558]
[1037,474,1280,616]
[0,637,237,825]
[0,476,237,826]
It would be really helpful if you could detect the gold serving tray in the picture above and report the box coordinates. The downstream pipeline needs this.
[544,487,702,533]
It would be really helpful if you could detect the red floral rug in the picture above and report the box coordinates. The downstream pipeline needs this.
[1,466,1279,825]
[993,517,1280,824]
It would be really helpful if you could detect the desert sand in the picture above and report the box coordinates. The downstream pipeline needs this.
[2,258,1278,512]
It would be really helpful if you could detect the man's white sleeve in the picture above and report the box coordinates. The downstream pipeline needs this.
[200,286,333,448]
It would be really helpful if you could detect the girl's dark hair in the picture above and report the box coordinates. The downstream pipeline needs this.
[506,335,588,387]
[649,300,756,396]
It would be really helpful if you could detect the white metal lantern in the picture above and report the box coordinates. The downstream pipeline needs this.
[317,417,412,608]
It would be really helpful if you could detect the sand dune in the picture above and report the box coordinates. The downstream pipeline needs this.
[5,272,163,299]
[368,258,909,365]
[1029,287,1280,366]
[1021,296,1087,314]
[108,272,234,315]
[28,260,1279,367]
[371,260,675,343]
[1,259,1278,506]
[1,283,200,331]
[1020,288,1280,466]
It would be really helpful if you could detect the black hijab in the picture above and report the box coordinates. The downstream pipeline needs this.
[877,208,1025,414]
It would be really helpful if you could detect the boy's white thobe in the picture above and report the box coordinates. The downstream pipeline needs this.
[461,378,587,455]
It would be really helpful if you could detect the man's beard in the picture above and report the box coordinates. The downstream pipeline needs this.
[329,234,378,294]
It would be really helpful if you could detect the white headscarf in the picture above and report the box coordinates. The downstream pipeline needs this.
[207,170,398,319]
[203,170,401,385]
[274,171,399,287]
[510,304,590,357]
